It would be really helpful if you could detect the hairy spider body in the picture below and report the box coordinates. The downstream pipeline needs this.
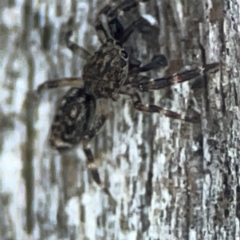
[36,0,219,198]
[83,39,129,98]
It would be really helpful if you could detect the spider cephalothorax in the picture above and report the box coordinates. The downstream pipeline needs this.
[37,0,218,198]
[83,38,129,99]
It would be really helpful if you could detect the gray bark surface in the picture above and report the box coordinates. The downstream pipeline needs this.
[0,0,239,239]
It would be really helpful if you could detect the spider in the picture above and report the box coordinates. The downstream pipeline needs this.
[36,0,218,198]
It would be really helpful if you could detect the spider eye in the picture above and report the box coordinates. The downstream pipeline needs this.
[121,50,128,59]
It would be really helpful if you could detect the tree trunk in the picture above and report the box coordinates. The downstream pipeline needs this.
[0,0,239,239]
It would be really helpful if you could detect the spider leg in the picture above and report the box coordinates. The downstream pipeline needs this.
[82,149,115,200]
[123,54,168,85]
[106,0,151,43]
[37,77,84,94]
[129,56,141,70]
[82,115,115,200]
[65,31,91,59]
[96,0,149,43]
[119,88,200,123]
[64,16,91,59]
[82,140,115,201]
[87,115,107,139]
[131,63,219,92]
[95,6,110,43]
[109,18,142,44]
[129,54,168,74]
[82,140,102,186]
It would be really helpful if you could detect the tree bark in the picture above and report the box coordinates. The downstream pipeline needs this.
[0,0,239,239]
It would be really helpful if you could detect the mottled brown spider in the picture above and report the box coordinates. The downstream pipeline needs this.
[37,0,218,198]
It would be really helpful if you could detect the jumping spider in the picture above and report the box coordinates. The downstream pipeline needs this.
[37,0,218,198]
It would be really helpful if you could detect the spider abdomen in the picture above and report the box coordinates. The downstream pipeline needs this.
[49,88,96,151]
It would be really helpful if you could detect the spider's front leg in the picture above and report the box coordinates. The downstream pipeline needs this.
[120,87,200,123]
[95,0,150,43]
[131,62,219,92]
[63,16,92,59]
[65,30,91,59]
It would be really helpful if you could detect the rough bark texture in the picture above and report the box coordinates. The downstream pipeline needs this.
[0,0,239,239]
